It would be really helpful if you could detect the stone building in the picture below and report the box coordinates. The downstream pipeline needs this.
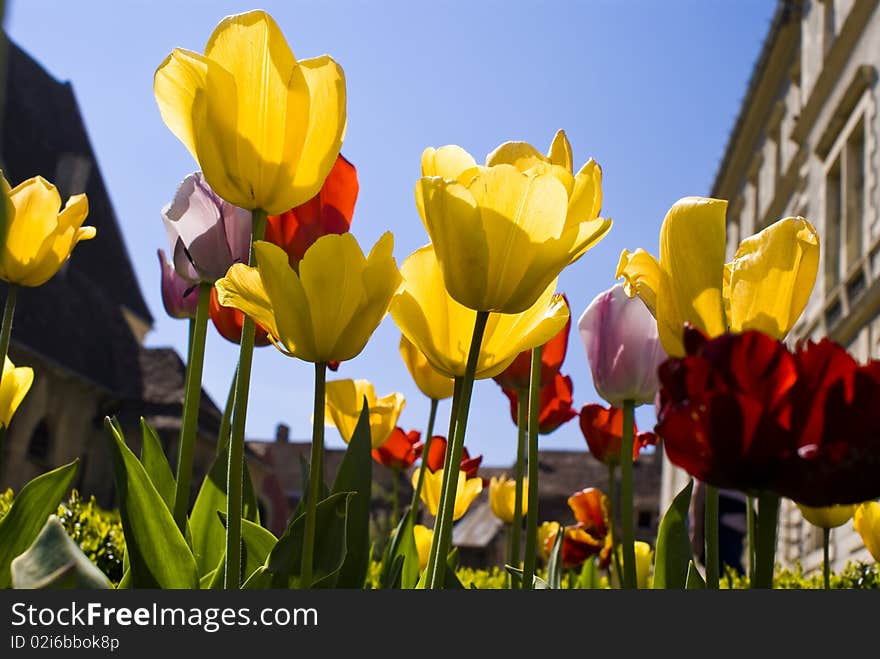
[660,0,880,574]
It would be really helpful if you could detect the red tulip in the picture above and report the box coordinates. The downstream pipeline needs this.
[544,488,613,569]
[579,403,657,466]
[372,427,423,471]
[493,295,571,391]
[424,436,482,480]
[503,372,577,435]
[209,286,271,346]
[656,328,880,505]
[264,154,359,268]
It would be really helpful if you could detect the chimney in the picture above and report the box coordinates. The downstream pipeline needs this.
[275,423,290,443]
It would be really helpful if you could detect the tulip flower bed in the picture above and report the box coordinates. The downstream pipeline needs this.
[0,8,879,592]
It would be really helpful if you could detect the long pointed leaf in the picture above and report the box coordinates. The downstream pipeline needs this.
[331,397,372,588]
[104,417,197,588]
[653,479,694,589]
[0,460,77,588]
[139,418,175,512]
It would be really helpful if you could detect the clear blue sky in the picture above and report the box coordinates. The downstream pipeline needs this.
[6,0,776,467]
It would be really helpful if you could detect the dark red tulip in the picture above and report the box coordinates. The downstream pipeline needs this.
[264,154,359,268]
[656,328,880,506]
[493,295,571,392]
[209,286,271,347]
[503,372,577,435]
[579,403,657,466]
[372,427,423,471]
[424,436,482,480]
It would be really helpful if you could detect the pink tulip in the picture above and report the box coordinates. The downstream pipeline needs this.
[162,172,252,284]
[158,249,197,319]
[577,283,666,407]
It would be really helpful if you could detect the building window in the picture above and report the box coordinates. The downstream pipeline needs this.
[845,119,865,272]
[825,158,842,295]
[822,0,836,56]
[637,510,652,529]
[26,419,52,463]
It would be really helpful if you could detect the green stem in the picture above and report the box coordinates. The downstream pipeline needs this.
[216,363,238,457]
[753,491,779,589]
[301,361,327,589]
[823,527,831,590]
[608,463,623,588]
[172,282,211,530]
[619,399,637,589]
[747,495,756,585]
[426,312,490,589]
[704,484,720,589]
[391,468,400,529]
[423,378,462,583]
[0,284,18,369]
[409,398,439,521]
[522,345,543,589]
[510,387,528,588]
[224,208,266,589]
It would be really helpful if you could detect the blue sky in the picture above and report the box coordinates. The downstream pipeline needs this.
[6,0,776,467]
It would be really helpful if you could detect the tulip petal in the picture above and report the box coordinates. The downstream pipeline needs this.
[485,140,548,170]
[5,177,62,275]
[253,240,315,358]
[854,502,880,563]
[420,145,477,179]
[0,358,34,428]
[214,262,280,343]
[154,48,211,164]
[547,130,573,171]
[726,217,819,339]
[658,197,728,356]
[616,248,660,317]
[566,159,602,226]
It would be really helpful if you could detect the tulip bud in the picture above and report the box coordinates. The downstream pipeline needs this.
[0,356,33,429]
[796,503,855,529]
[489,474,527,524]
[413,525,433,571]
[854,502,880,563]
[578,283,666,407]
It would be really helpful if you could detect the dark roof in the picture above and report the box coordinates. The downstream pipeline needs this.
[710,0,800,196]
[114,347,222,437]
[0,274,142,397]
[0,36,153,325]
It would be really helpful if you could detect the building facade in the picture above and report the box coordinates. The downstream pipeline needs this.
[661,0,880,574]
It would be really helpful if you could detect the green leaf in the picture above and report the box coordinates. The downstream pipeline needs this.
[216,513,277,586]
[686,560,707,589]
[653,479,694,589]
[546,524,565,589]
[575,558,599,589]
[330,398,373,588]
[11,516,111,589]
[264,491,353,589]
[379,510,421,589]
[190,440,261,578]
[504,565,549,589]
[139,418,176,512]
[104,417,198,588]
[0,460,77,588]
[241,565,271,589]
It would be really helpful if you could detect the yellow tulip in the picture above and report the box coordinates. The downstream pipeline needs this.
[154,10,346,214]
[489,474,527,524]
[854,502,880,562]
[0,356,33,428]
[633,541,653,589]
[797,503,855,529]
[416,135,611,314]
[413,524,433,571]
[414,468,482,521]
[215,232,401,363]
[324,379,405,448]
[0,175,93,287]
[537,521,561,561]
[399,335,455,401]
[617,196,819,356]
[390,244,569,379]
